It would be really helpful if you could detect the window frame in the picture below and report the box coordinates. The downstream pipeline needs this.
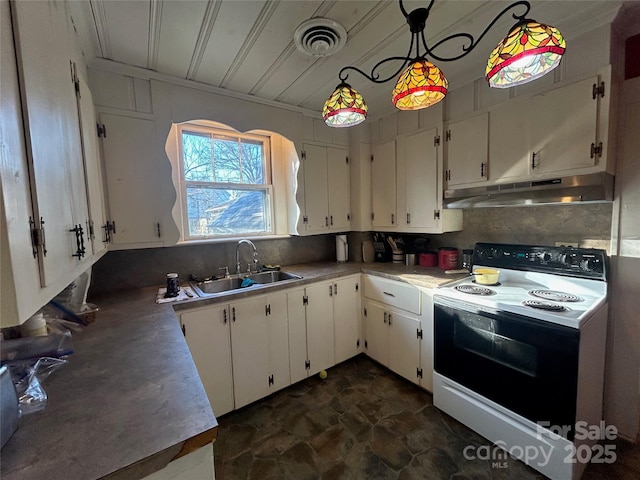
[176,123,274,240]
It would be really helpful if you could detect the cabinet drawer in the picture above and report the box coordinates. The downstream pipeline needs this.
[363,275,421,314]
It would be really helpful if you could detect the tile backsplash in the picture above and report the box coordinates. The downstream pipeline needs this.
[90,203,612,294]
[89,234,335,295]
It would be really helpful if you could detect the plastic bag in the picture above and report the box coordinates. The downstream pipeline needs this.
[7,357,67,414]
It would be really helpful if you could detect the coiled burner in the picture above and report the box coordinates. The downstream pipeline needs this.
[455,285,495,296]
[522,300,568,312]
[528,290,582,302]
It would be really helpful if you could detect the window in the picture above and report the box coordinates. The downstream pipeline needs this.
[178,125,273,238]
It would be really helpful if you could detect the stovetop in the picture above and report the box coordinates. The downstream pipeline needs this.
[435,243,608,329]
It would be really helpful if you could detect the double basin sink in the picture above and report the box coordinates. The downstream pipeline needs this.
[191,271,302,297]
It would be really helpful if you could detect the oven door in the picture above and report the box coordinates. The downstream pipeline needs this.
[434,295,580,438]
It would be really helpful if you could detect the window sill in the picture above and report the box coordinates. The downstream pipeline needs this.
[175,234,292,246]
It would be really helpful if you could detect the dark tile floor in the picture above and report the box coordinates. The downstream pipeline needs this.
[213,355,640,480]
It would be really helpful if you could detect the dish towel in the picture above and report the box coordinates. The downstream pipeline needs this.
[156,286,196,304]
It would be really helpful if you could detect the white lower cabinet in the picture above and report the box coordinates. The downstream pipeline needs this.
[287,275,361,383]
[363,275,427,388]
[179,291,290,414]
[230,293,290,409]
[179,305,234,417]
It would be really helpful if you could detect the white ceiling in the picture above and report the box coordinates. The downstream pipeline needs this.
[68,0,624,118]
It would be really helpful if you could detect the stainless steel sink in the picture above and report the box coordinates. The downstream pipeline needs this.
[247,271,302,284]
[190,271,302,297]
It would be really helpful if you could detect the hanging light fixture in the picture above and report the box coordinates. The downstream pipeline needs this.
[322,0,565,127]
[486,21,566,88]
[322,81,368,127]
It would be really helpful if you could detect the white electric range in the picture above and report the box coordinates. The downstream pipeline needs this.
[433,243,608,480]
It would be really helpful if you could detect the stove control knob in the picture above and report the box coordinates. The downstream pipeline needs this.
[580,258,599,272]
[538,252,552,262]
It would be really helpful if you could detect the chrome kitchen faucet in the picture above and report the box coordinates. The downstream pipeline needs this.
[235,239,259,275]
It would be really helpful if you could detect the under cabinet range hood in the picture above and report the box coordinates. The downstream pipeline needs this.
[443,173,614,208]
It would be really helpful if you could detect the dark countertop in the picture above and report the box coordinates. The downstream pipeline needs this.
[0,287,218,480]
[0,261,463,480]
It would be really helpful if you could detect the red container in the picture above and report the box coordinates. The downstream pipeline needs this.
[438,247,459,270]
[419,252,438,267]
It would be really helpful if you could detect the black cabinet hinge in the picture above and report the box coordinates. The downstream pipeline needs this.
[434,209,440,220]
[371,212,375,221]
[365,340,368,349]
[303,215,308,224]
[29,216,47,257]
[268,374,274,386]
[357,338,360,348]
[303,295,308,305]
[363,307,367,317]
[305,360,311,370]
[97,123,107,138]
[347,213,351,222]
[445,130,451,141]
[265,304,271,316]
[417,329,423,339]
[417,368,423,379]
[355,282,359,292]
[592,81,605,99]
[345,156,349,164]
[434,135,440,146]
[590,142,603,159]
[370,154,374,162]
[181,324,186,336]
[301,150,306,160]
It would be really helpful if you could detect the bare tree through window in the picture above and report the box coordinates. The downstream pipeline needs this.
[179,127,272,237]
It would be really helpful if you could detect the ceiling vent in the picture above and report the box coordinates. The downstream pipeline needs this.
[294,18,347,57]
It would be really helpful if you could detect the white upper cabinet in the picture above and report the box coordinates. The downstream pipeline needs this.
[489,68,612,184]
[99,113,175,248]
[327,146,351,231]
[299,143,351,234]
[12,0,92,286]
[444,113,489,187]
[75,68,108,257]
[371,140,397,229]
[397,128,462,233]
[2,0,111,326]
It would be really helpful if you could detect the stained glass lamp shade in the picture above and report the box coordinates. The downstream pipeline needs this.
[392,59,448,110]
[322,82,368,127]
[486,21,566,89]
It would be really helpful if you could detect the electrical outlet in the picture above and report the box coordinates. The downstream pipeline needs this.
[555,242,579,247]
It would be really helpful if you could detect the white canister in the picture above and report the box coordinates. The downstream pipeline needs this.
[336,235,348,262]
[21,312,48,337]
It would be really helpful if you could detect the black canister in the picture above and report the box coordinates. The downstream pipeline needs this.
[165,273,180,298]
[462,249,474,272]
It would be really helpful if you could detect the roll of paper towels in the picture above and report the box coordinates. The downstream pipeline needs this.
[336,235,348,262]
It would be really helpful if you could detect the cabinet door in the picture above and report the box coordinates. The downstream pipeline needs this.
[420,291,434,392]
[12,0,90,286]
[445,113,488,187]
[266,292,290,392]
[287,288,309,384]
[403,128,440,229]
[181,306,234,416]
[0,0,42,325]
[76,70,108,256]
[230,296,270,408]
[364,301,388,366]
[371,140,397,229]
[302,144,329,232]
[333,276,361,364]
[489,98,532,181]
[305,282,335,375]
[527,76,598,175]
[327,146,350,231]
[387,310,421,385]
[100,113,169,247]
